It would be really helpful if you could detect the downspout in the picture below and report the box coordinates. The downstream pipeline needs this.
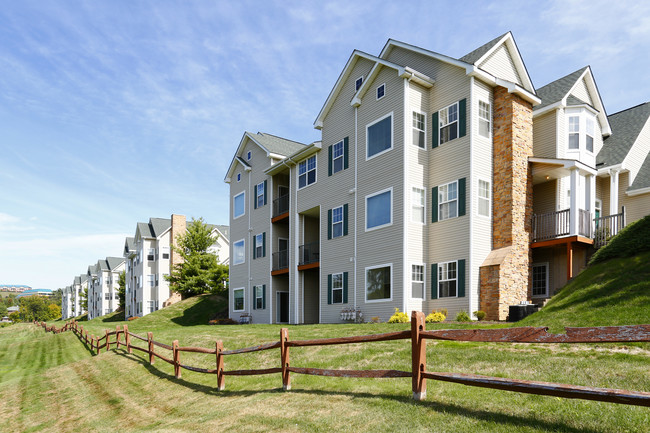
[248,170,252,314]
[354,105,358,311]
[469,76,475,316]
[269,175,273,324]
[403,76,410,314]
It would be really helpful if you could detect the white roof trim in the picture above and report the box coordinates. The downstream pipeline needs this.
[265,142,322,176]
[475,33,535,93]
[566,67,611,136]
[224,133,266,183]
[627,186,650,196]
[379,39,468,69]
[529,157,597,175]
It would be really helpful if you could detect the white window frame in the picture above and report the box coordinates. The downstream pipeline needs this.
[412,110,426,149]
[439,102,459,145]
[148,275,155,288]
[332,140,344,174]
[438,180,458,221]
[478,99,491,138]
[532,263,549,298]
[411,186,425,224]
[568,115,580,150]
[477,179,491,218]
[365,263,393,303]
[355,76,363,91]
[254,285,264,309]
[411,264,425,299]
[298,155,317,189]
[233,287,245,312]
[254,233,263,259]
[365,187,393,232]
[233,191,245,219]
[332,205,344,238]
[586,117,595,153]
[233,239,245,265]
[438,261,458,298]
[331,272,344,304]
[376,83,386,100]
[256,182,265,208]
[366,112,394,161]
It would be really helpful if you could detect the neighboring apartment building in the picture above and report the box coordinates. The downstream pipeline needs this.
[86,257,125,320]
[208,224,231,265]
[71,274,88,317]
[62,286,73,319]
[225,32,650,323]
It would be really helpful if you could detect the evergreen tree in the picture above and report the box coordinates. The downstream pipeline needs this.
[116,270,126,310]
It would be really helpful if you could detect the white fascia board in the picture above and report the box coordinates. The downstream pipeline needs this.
[264,142,322,175]
[470,67,540,105]
[379,39,469,70]
[529,157,597,175]
[596,163,624,176]
[627,186,650,196]
[472,32,536,92]
[568,67,611,136]
[533,101,563,118]
[351,57,421,107]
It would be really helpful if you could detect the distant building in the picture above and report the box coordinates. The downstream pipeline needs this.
[16,288,52,298]
[0,284,31,292]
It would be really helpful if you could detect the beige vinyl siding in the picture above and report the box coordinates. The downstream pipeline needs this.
[596,175,607,215]
[533,111,557,158]
[533,180,558,215]
[620,172,650,223]
[570,78,593,105]
[477,44,523,86]
[556,109,566,159]
[592,120,605,157]
[624,119,650,183]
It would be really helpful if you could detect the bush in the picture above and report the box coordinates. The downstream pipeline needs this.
[589,215,650,264]
[473,310,486,321]
[208,318,237,325]
[127,316,139,321]
[455,311,471,322]
[425,312,446,323]
[370,316,381,323]
[388,308,409,323]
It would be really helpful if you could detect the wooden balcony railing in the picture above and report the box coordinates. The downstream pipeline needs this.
[532,209,570,242]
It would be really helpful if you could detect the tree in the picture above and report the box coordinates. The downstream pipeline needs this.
[80,287,88,311]
[17,296,52,322]
[50,289,62,306]
[116,270,126,311]
[166,218,229,298]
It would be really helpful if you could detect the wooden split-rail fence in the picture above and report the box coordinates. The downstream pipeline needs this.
[35,312,650,407]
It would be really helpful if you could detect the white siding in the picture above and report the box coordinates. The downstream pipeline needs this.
[478,44,523,86]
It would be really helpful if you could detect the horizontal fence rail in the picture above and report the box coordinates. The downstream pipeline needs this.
[34,315,650,407]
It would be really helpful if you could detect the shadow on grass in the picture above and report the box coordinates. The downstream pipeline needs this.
[169,294,227,326]
[114,349,603,433]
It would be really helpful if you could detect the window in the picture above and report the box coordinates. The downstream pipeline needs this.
[233,240,245,265]
[366,188,392,230]
[233,288,245,311]
[439,102,458,144]
[148,275,155,288]
[412,265,424,299]
[411,187,425,223]
[237,173,241,182]
[254,233,264,259]
[367,114,392,159]
[254,285,265,309]
[532,263,548,297]
[147,248,155,261]
[478,100,491,138]
[355,76,363,91]
[332,206,343,238]
[256,182,265,208]
[247,151,252,161]
[147,300,155,314]
[568,116,579,149]
[438,261,457,298]
[331,273,343,304]
[162,247,170,260]
[366,264,391,302]
[332,140,344,173]
[412,111,425,148]
[478,179,490,217]
[105,293,110,300]
[586,117,594,153]
[439,181,458,221]
[376,83,385,100]
[233,191,245,219]
[298,155,316,189]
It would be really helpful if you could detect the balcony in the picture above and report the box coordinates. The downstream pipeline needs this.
[272,194,290,222]
[298,241,319,270]
[593,211,626,248]
[532,208,625,246]
[272,250,289,275]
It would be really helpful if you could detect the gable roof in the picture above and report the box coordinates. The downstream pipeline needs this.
[536,67,587,111]
[598,102,650,168]
[124,237,135,255]
[629,152,650,193]
[135,218,171,240]
[459,32,510,64]
[106,256,125,270]
[213,224,230,241]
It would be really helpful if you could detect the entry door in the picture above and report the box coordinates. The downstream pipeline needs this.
[277,292,289,323]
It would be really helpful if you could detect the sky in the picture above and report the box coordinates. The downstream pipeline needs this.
[1,0,650,290]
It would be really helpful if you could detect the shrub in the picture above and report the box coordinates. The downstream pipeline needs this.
[127,316,139,321]
[208,318,237,325]
[425,312,446,323]
[370,316,381,323]
[455,311,471,322]
[473,310,486,321]
[388,308,409,323]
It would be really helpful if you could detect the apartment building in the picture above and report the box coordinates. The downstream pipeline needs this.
[225,32,650,323]
[71,274,88,317]
[62,286,72,319]
[86,257,125,320]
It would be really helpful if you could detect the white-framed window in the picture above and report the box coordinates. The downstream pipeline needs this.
[365,263,392,302]
[438,261,457,298]
[148,275,155,288]
[298,155,316,189]
[412,111,426,148]
[254,285,264,309]
[439,181,458,221]
[147,248,155,261]
[376,83,385,100]
[237,173,241,182]
[439,102,459,144]
[366,113,393,159]
[247,151,252,161]
[586,117,594,153]
[411,264,424,299]
[233,288,245,312]
[332,140,344,174]
[532,263,549,297]
[104,293,110,300]
[411,187,425,223]
[478,100,491,138]
[256,182,265,208]
[331,273,343,304]
[478,179,491,217]
[355,76,363,91]
[568,116,580,149]
[332,206,343,238]
[233,239,245,265]
[162,246,170,260]
[254,233,263,259]
[366,188,392,231]
[233,191,245,219]
[147,300,155,314]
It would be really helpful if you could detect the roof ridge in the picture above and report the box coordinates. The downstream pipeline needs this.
[458,31,510,64]
[256,132,307,146]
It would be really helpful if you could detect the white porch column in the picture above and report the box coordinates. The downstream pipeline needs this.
[608,168,620,215]
[569,167,579,236]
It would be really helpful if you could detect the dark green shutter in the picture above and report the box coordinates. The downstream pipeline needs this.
[253,184,257,209]
[262,232,266,258]
[263,180,267,206]
[328,145,333,176]
[459,99,467,138]
[343,137,349,170]
[431,186,438,223]
[458,178,466,217]
[252,234,257,259]
[327,209,332,240]
[431,263,438,299]
[327,274,332,305]
[432,111,439,148]
[343,272,348,304]
[262,284,266,309]
[343,204,348,236]
[458,260,466,298]
[252,287,256,310]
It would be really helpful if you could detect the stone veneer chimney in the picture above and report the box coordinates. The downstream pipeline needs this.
[164,214,187,306]
[479,86,534,321]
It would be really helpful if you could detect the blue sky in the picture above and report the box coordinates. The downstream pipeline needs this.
[1,0,649,289]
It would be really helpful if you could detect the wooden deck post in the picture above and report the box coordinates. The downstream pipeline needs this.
[216,340,225,391]
[147,332,155,364]
[173,340,181,379]
[124,324,132,354]
[411,311,427,401]
[105,329,110,352]
[281,328,291,391]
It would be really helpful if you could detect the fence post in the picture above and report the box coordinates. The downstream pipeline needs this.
[216,340,225,391]
[91,335,95,353]
[105,329,110,352]
[124,324,132,354]
[411,311,427,401]
[173,340,181,379]
[147,332,155,364]
[281,328,291,391]
[115,325,121,349]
